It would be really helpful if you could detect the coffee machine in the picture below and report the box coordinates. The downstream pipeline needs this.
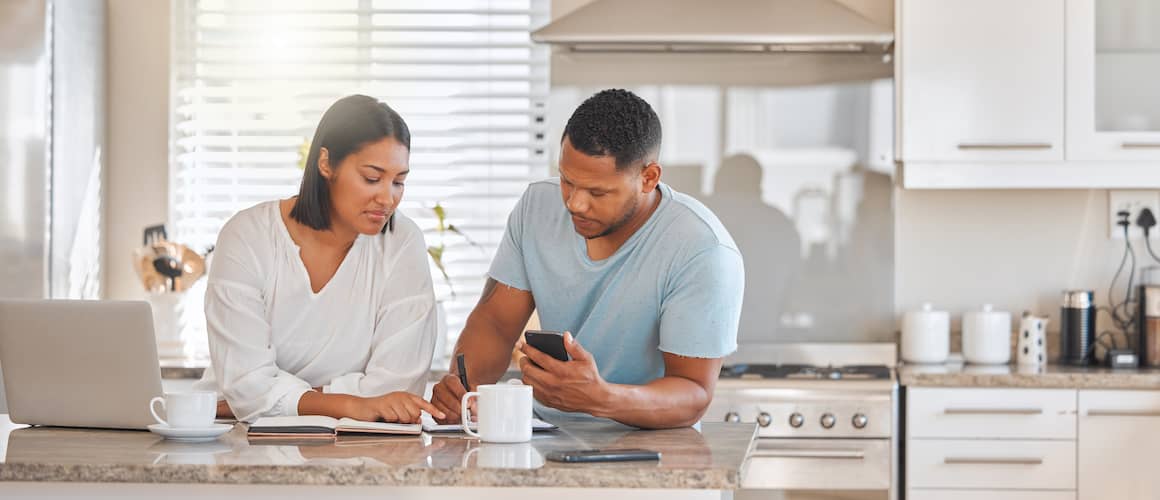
[1139,285,1160,368]
[1061,290,1096,366]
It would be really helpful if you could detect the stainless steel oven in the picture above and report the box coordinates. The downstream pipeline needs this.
[710,343,898,500]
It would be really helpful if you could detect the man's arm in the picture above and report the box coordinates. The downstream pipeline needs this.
[520,333,721,429]
[430,278,535,423]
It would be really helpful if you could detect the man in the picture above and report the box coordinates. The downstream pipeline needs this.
[430,89,744,429]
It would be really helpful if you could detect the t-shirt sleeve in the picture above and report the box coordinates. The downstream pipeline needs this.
[658,245,745,358]
[487,187,532,291]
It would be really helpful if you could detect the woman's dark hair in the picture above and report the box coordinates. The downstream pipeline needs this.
[290,94,411,233]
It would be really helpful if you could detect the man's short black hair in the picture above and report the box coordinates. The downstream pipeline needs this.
[562,89,662,171]
[291,94,410,233]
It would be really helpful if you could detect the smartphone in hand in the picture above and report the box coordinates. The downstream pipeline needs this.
[523,330,570,362]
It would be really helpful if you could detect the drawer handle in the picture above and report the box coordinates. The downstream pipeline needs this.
[1122,142,1160,149]
[1087,409,1160,417]
[751,448,865,460]
[956,143,1053,150]
[943,408,1043,415]
[944,457,1044,466]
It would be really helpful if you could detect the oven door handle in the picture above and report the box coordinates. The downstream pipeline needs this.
[750,448,866,460]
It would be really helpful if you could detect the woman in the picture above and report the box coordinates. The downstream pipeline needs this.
[194,95,444,424]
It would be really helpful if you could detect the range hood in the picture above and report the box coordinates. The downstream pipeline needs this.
[532,0,893,55]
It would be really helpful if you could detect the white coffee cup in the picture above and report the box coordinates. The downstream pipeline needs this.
[461,381,533,443]
[150,392,217,429]
[462,442,544,469]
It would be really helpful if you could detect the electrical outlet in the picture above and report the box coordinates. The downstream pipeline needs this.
[1109,190,1160,239]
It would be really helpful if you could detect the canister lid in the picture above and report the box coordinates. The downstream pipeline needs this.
[1062,289,1094,308]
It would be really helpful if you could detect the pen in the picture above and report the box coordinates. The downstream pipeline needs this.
[456,353,470,391]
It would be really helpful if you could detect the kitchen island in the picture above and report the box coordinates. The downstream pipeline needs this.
[0,415,755,499]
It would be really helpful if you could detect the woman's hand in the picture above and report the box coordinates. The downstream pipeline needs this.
[348,391,445,424]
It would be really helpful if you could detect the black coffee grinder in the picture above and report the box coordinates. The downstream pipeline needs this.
[1060,290,1095,365]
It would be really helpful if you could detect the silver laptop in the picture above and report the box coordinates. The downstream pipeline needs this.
[0,300,164,430]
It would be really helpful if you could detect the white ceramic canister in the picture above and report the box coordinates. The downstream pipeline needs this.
[962,304,1012,364]
[901,303,950,364]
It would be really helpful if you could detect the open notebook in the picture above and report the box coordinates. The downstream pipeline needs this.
[419,414,558,434]
[248,415,421,439]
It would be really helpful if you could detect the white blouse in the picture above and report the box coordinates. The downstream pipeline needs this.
[193,201,437,422]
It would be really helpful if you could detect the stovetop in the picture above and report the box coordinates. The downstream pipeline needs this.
[720,363,893,380]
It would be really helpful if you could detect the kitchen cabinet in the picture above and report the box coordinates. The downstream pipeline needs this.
[908,439,1075,490]
[897,0,1160,188]
[906,387,1077,498]
[1065,0,1160,161]
[910,492,1074,500]
[1077,389,1160,500]
[898,0,1065,163]
[907,387,1075,439]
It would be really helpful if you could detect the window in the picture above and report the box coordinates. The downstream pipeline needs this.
[170,0,550,361]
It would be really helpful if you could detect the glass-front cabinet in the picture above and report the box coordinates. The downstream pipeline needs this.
[1067,0,1160,160]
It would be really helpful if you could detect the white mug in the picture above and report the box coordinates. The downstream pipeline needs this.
[462,442,544,469]
[150,392,217,429]
[461,381,533,443]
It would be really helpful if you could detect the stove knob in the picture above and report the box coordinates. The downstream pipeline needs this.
[725,411,741,423]
[788,412,804,428]
[756,412,772,428]
[820,413,836,429]
[852,413,869,429]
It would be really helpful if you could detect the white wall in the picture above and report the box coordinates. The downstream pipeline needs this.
[895,189,1138,338]
[102,1,1140,348]
[104,0,169,300]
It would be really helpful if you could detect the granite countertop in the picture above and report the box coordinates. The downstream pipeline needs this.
[0,416,756,489]
[899,362,1160,389]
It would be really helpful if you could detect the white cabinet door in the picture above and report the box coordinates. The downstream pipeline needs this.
[907,388,1076,440]
[899,0,1065,162]
[1066,0,1160,161]
[908,439,1076,490]
[1078,390,1160,500]
[910,491,1074,500]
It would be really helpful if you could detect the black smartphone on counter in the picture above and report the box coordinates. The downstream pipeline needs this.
[545,448,661,463]
[524,330,570,362]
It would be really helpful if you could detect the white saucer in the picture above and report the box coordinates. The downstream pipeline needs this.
[148,423,234,443]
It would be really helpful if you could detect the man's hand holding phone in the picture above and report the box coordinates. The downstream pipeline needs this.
[519,330,612,416]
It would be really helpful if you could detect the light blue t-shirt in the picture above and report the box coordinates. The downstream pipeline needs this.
[488,179,745,422]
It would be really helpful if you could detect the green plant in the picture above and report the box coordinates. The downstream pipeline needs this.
[427,202,480,298]
[297,137,310,170]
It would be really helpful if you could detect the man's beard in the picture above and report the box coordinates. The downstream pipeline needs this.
[581,195,640,240]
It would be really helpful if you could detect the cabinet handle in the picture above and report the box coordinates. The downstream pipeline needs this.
[944,457,1043,465]
[1122,142,1160,149]
[943,408,1043,415]
[1087,409,1160,417]
[751,448,865,460]
[956,143,1053,150]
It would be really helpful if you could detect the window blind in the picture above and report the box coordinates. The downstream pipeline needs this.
[170,0,550,359]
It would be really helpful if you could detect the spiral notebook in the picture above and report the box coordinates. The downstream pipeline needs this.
[248,415,421,439]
